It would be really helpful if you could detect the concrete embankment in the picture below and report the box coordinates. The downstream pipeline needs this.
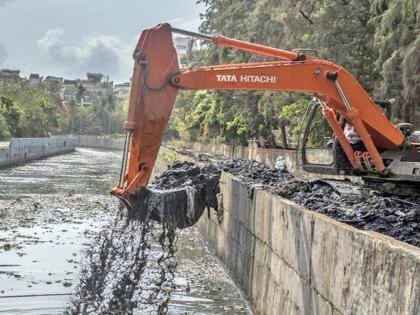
[75,135,124,150]
[170,141,334,178]
[155,147,420,315]
[197,172,419,315]
[0,137,76,168]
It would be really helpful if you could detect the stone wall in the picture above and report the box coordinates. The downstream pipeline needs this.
[0,137,76,168]
[196,171,420,315]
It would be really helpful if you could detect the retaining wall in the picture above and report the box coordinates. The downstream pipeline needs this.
[0,137,76,168]
[75,135,125,150]
[155,148,420,315]
[172,141,333,176]
[197,172,420,315]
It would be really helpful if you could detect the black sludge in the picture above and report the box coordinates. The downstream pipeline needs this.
[216,159,420,247]
[129,162,221,229]
[68,162,221,314]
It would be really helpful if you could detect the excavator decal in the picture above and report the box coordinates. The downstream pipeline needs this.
[216,74,277,83]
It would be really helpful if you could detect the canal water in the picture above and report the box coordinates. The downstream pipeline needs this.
[0,148,250,314]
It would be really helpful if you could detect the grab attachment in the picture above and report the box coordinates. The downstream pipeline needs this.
[118,162,221,229]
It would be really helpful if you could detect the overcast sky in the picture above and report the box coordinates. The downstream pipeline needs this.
[0,0,204,83]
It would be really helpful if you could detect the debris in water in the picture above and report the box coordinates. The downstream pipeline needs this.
[67,162,221,314]
[66,205,177,314]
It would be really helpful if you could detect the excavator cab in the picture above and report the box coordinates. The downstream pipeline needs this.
[298,100,337,176]
[298,100,420,195]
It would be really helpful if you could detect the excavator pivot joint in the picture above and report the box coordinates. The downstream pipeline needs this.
[133,51,146,64]
[326,71,338,81]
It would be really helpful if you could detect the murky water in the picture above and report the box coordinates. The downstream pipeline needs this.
[0,148,250,314]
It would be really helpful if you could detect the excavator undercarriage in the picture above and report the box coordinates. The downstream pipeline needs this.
[299,101,420,196]
[111,23,420,228]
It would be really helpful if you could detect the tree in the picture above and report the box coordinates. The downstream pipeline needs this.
[0,95,22,137]
[0,83,63,137]
[371,0,419,123]
[76,84,87,106]
[0,113,11,141]
[169,0,419,147]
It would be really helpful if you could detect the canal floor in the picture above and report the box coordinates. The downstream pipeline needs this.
[0,148,250,314]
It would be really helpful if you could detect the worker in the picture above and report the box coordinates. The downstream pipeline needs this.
[344,122,362,145]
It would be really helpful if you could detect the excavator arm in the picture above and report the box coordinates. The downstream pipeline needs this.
[111,23,411,209]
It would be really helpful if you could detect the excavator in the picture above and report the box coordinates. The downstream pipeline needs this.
[111,23,420,228]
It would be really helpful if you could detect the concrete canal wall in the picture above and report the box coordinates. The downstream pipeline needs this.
[75,135,124,150]
[170,141,334,177]
[0,137,76,168]
[196,172,420,315]
[155,147,420,315]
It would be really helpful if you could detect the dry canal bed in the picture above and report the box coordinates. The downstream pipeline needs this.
[0,149,250,314]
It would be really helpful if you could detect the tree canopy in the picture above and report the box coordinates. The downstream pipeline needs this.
[168,0,419,146]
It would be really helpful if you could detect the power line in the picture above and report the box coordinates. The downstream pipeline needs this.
[1,5,89,35]
[0,27,99,48]
[0,29,39,41]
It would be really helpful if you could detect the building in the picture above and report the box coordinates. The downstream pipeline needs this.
[28,73,43,85]
[43,76,63,95]
[173,36,192,65]
[61,79,79,104]
[44,76,64,84]
[114,82,130,102]
[0,69,21,84]
[60,73,113,107]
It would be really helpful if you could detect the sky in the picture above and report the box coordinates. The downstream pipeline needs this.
[0,0,205,83]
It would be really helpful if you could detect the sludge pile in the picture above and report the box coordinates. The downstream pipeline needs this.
[218,159,420,247]
[66,162,221,314]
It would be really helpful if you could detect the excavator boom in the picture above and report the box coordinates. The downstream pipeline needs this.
[111,23,419,225]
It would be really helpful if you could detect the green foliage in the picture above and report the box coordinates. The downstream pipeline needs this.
[0,95,22,137]
[168,0,419,147]
[0,83,63,138]
[278,100,310,141]
[0,112,11,140]
[161,150,177,164]
[371,0,419,122]
[66,91,125,135]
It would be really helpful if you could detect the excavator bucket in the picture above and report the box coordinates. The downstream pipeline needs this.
[110,23,200,228]
[126,164,221,229]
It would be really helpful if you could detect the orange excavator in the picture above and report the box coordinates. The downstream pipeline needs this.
[111,23,420,223]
